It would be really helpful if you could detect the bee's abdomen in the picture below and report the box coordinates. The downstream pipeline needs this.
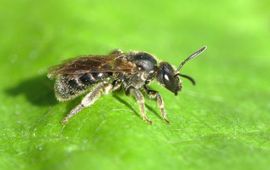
[79,73,96,86]
[54,72,112,101]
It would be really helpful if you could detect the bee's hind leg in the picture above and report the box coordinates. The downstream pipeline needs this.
[62,82,113,125]
[127,87,152,124]
[144,85,169,123]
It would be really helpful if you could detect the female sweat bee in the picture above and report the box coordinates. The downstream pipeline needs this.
[48,46,207,124]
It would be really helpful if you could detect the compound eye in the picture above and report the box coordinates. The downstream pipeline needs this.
[163,73,171,83]
[162,72,180,94]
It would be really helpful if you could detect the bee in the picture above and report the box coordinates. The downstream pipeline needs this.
[48,46,207,124]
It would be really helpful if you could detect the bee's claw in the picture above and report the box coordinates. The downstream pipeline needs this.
[61,118,69,125]
[143,117,152,125]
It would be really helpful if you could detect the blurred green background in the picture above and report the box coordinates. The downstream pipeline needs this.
[0,0,270,170]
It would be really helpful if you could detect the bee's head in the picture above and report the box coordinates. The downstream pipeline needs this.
[157,62,181,95]
[156,46,207,95]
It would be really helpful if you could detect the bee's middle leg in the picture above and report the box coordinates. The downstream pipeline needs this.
[62,82,113,125]
[144,85,169,123]
[128,87,152,124]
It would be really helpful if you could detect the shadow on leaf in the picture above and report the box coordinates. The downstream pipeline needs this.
[5,74,57,106]
[145,104,162,120]
[113,93,162,120]
[112,93,140,118]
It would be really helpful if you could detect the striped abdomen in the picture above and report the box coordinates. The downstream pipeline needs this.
[54,72,113,101]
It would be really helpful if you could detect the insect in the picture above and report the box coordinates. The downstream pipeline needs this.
[48,46,207,124]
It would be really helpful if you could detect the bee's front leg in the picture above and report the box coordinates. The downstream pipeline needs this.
[144,85,169,123]
[62,82,112,125]
[127,87,152,124]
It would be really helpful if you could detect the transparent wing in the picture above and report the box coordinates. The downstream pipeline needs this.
[48,54,136,79]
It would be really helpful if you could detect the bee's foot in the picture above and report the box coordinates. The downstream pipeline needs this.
[61,118,69,125]
[143,117,152,125]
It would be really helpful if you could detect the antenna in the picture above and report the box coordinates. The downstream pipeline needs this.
[176,46,207,71]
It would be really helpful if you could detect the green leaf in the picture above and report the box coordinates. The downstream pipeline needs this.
[1,0,270,170]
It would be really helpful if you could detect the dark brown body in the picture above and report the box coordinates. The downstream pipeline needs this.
[48,51,158,101]
[48,47,206,124]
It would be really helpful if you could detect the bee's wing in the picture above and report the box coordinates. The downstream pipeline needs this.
[48,54,136,79]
